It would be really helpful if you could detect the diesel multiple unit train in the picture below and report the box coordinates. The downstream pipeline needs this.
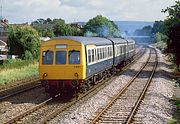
[39,36,135,97]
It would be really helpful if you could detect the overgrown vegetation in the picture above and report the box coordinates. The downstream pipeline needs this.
[0,59,34,71]
[162,1,180,68]
[0,26,40,84]
[174,99,180,108]
[7,25,41,60]
[167,118,178,124]
[0,63,38,85]
[155,32,168,50]
[168,98,180,124]
[150,1,180,69]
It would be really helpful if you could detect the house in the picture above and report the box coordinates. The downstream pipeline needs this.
[0,18,8,60]
[70,22,84,29]
[0,18,8,43]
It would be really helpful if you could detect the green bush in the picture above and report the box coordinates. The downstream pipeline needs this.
[155,32,168,50]
[7,25,40,60]
[23,50,34,61]
[167,118,178,124]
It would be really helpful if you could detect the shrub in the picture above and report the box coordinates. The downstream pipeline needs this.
[7,25,40,60]
[23,50,34,61]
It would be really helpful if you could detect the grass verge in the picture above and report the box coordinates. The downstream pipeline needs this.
[168,97,180,124]
[0,63,38,85]
[167,118,178,124]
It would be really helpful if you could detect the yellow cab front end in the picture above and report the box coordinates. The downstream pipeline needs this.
[39,38,86,96]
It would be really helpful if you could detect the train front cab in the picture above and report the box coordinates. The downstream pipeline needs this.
[39,39,86,96]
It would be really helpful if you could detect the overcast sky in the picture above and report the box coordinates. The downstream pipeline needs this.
[1,0,176,23]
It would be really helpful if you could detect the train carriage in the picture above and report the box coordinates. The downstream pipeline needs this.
[126,38,136,61]
[109,38,127,67]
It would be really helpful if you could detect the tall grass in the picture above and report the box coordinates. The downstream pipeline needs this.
[0,63,38,85]
[0,59,34,71]
[167,118,178,124]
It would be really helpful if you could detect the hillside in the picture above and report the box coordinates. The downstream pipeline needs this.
[114,21,154,36]
[77,21,154,36]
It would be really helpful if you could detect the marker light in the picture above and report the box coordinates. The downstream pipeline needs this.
[55,44,67,49]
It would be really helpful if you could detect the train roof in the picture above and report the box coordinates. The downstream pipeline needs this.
[51,36,112,46]
[50,36,135,46]
[109,38,135,44]
[108,38,128,44]
[125,38,136,44]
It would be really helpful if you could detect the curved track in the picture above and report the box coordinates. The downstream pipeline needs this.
[90,47,158,124]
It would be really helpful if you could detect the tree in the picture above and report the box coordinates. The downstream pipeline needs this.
[155,32,168,50]
[8,26,40,60]
[53,19,69,36]
[52,18,82,36]
[31,18,52,24]
[134,25,153,36]
[162,1,180,67]
[83,15,121,37]
[43,29,55,38]
[31,18,54,38]
[31,18,83,37]
[152,21,164,34]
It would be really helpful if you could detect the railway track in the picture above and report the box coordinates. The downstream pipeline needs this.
[0,76,38,91]
[90,47,158,124]
[3,47,145,124]
[0,77,41,101]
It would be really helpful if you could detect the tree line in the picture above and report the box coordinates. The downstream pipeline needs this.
[133,1,180,69]
[7,15,121,61]
[133,21,164,36]
[155,1,180,69]
[163,1,180,68]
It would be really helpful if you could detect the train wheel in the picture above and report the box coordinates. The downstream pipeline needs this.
[93,76,97,85]
[80,85,87,93]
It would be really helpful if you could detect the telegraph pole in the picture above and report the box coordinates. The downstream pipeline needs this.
[0,0,3,19]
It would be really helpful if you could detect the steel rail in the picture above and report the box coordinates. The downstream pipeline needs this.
[90,47,153,124]
[0,83,41,101]
[126,48,158,124]
[0,77,39,91]
[3,97,53,124]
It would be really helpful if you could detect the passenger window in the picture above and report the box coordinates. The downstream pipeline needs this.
[69,50,80,64]
[105,47,107,58]
[88,50,91,63]
[110,47,112,56]
[56,51,66,64]
[42,50,54,64]
[92,49,95,62]
[102,48,104,59]
[100,48,102,59]
[97,48,100,60]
